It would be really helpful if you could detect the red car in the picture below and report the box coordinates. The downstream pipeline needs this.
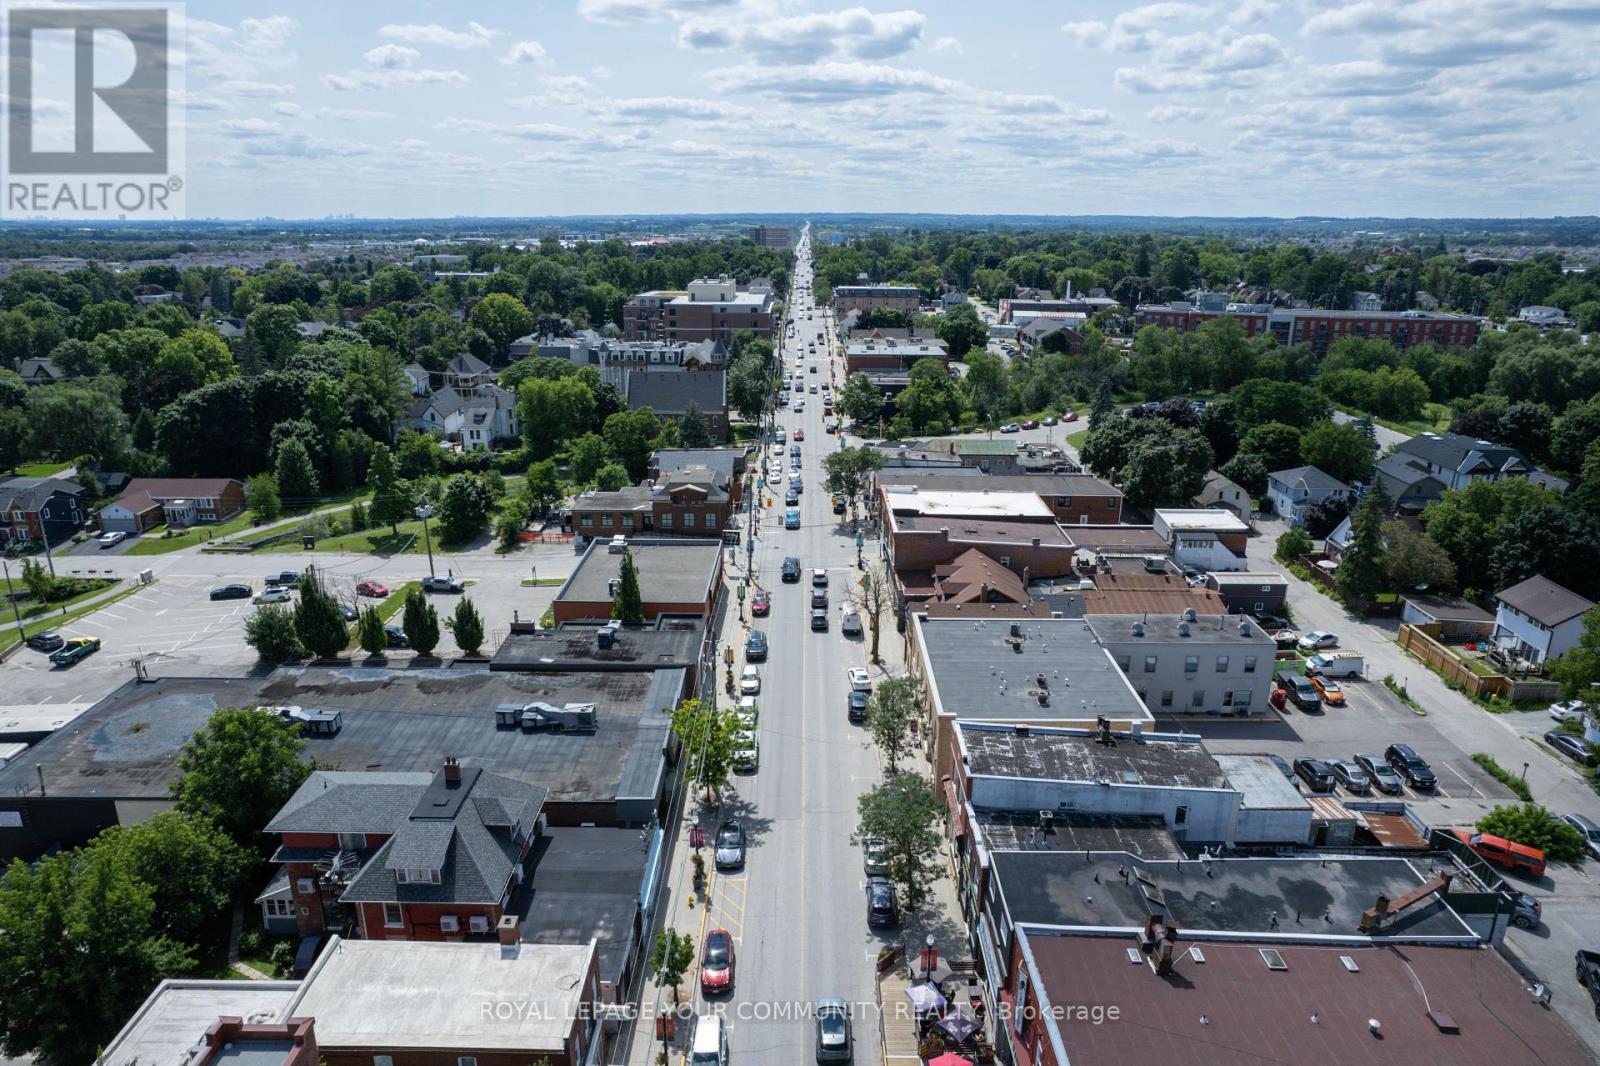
[1063,411,1079,422]
[356,580,388,598]
[793,429,805,441]
[751,590,770,616]
[1020,419,1040,430]
[701,929,735,994]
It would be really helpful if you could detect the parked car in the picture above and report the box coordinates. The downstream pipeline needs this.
[862,836,889,875]
[733,732,759,772]
[1062,411,1078,422]
[841,607,863,636]
[782,557,802,582]
[793,429,805,441]
[999,422,1020,433]
[1384,743,1437,789]
[253,587,292,604]
[1354,752,1403,794]
[745,630,768,661]
[49,636,100,665]
[421,575,463,593]
[383,623,408,648]
[1309,674,1346,706]
[1545,730,1597,766]
[1020,419,1040,430]
[751,590,770,616]
[209,583,252,601]
[1251,613,1291,631]
[848,667,871,692]
[847,689,869,722]
[865,876,899,927]
[337,602,358,622]
[714,819,745,869]
[264,571,301,587]
[1577,949,1600,1009]
[814,997,852,1063]
[1305,652,1364,678]
[812,568,829,587]
[1550,700,1591,723]
[1041,416,1058,426]
[1561,813,1600,862]
[356,580,388,597]
[1451,829,1546,878]
[98,531,127,548]
[700,929,736,995]
[786,490,801,506]
[811,609,829,631]
[811,588,828,609]
[1328,759,1371,793]
[735,696,759,729]
[1297,630,1339,650]
[1274,670,1321,712]
[740,666,761,695]
[1293,757,1336,792]
[1511,890,1542,929]
[25,631,64,652]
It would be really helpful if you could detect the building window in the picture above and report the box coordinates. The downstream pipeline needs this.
[441,915,460,933]
[1175,805,1188,826]
[622,515,634,529]
[1223,690,1233,706]
[1184,656,1198,675]
[383,903,403,928]
[683,512,696,527]
[296,878,315,895]
[1216,655,1229,673]
[601,514,612,527]
[1143,655,1157,673]
[1235,689,1252,707]
[579,515,593,528]
[338,833,366,850]
[374,1056,394,1066]
[1192,690,1206,708]
[1244,655,1257,674]
[1160,690,1173,708]
[706,514,718,529]
[264,898,292,917]
[1115,655,1131,672]
[458,1058,477,1066]
[659,513,673,528]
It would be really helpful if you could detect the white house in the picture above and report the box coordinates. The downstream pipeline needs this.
[1493,575,1594,664]
[1518,305,1572,328]
[401,363,430,397]
[407,385,520,447]
[1152,508,1250,572]
[1350,290,1383,312]
[1266,465,1352,527]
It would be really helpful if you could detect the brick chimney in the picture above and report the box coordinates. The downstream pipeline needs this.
[443,756,461,784]
[498,915,520,945]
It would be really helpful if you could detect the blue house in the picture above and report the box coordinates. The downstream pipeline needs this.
[1266,465,1352,528]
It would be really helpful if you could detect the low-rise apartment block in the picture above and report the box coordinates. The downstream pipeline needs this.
[1135,302,1482,352]
[623,276,775,343]
[830,284,921,314]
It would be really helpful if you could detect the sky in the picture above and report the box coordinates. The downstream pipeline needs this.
[44,0,1600,218]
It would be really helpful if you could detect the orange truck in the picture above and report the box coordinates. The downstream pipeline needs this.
[1451,829,1546,878]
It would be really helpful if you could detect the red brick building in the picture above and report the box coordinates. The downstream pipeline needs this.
[1135,303,1482,352]
[623,276,775,343]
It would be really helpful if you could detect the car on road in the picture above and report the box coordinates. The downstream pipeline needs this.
[999,422,1020,433]
[1451,829,1546,878]
[811,608,829,631]
[421,575,463,593]
[789,476,803,494]
[1550,699,1590,723]
[1384,743,1437,789]
[785,508,802,530]
[98,531,127,548]
[254,587,292,604]
[383,623,408,648]
[811,588,828,609]
[1293,757,1336,792]
[740,666,761,695]
[814,997,852,1063]
[793,429,805,441]
[25,631,64,652]
[862,836,888,875]
[832,494,846,515]
[745,629,768,661]
[49,636,101,666]
[1041,416,1058,426]
[1545,729,1597,766]
[1020,419,1040,430]
[751,590,770,616]
[794,400,804,412]
[700,929,735,995]
[209,583,252,601]
[848,667,871,692]
[1561,813,1600,861]
[786,490,801,506]
[735,695,759,729]
[1063,411,1078,422]
[1354,752,1403,794]
[714,820,745,869]
[847,689,868,722]
[1309,674,1346,706]
[1297,630,1339,650]
[356,580,388,597]
[812,568,828,587]
[865,876,899,927]
[733,732,759,772]
[1328,759,1371,793]
[782,557,802,582]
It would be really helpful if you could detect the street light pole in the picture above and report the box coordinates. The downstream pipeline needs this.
[415,504,435,578]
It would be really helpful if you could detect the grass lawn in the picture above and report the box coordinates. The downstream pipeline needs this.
[267,519,424,555]
[125,510,258,555]
[16,460,71,477]
[5,582,141,643]
[520,577,566,587]
[1366,403,1452,437]
[1,577,118,621]
[1065,428,1090,448]
[1461,655,1499,677]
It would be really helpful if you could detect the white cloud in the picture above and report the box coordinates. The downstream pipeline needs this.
[502,40,549,64]
[708,60,957,101]
[1147,104,1206,122]
[273,101,302,117]
[679,8,925,64]
[1064,3,1213,51]
[219,80,294,97]
[393,138,432,150]
[325,69,469,91]
[217,117,284,137]
[364,44,420,69]
[315,107,396,121]
[591,65,613,79]
[601,96,754,121]
[577,0,743,25]
[378,22,499,48]
[930,36,963,54]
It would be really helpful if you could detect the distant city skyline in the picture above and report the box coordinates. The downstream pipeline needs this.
[46,1,1600,219]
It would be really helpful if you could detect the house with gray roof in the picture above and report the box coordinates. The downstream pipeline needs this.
[407,384,520,447]
[0,474,86,547]
[623,369,729,440]
[1380,432,1567,512]
[1493,575,1595,664]
[17,356,62,382]
[262,758,546,941]
[1266,464,1352,527]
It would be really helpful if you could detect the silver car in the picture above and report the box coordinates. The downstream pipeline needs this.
[815,998,851,1062]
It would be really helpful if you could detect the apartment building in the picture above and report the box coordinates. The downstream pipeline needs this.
[623,276,775,343]
[830,284,921,314]
[748,225,790,248]
[1135,302,1482,352]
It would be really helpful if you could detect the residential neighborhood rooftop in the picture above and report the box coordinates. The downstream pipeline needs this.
[1154,508,1252,533]
[1495,574,1595,627]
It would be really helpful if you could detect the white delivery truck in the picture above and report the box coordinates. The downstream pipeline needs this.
[1305,651,1364,678]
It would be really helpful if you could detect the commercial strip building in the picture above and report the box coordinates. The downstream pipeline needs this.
[549,537,724,625]
[831,284,922,314]
[1086,612,1277,718]
[623,276,775,343]
[1135,302,1483,352]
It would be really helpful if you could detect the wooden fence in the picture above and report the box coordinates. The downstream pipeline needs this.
[1397,622,1562,703]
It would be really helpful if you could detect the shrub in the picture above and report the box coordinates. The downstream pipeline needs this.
[268,939,295,978]
[1470,754,1533,802]
[1275,527,1313,561]
[238,929,263,956]
[1476,802,1587,862]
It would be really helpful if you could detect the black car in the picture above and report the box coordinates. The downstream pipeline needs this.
[209,583,252,601]
[337,602,359,622]
[383,623,409,648]
[1266,754,1294,779]
[746,630,769,660]
[1293,757,1336,793]
[866,876,898,927]
[1545,730,1598,766]
[811,609,829,631]
[781,557,802,582]
[1384,743,1437,789]
[714,819,745,870]
[1252,614,1291,631]
[786,490,801,506]
[847,689,869,722]
[25,631,64,652]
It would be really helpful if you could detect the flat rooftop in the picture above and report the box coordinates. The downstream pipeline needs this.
[101,980,301,1066]
[1156,508,1250,533]
[974,809,1183,860]
[287,939,594,1052]
[1215,754,1312,810]
[1062,525,1169,552]
[959,724,1227,789]
[916,617,1150,723]
[558,538,721,609]
[1088,614,1269,644]
[993,852,1476,940]
[515,825,649,985]
[1024,932,1595,1066]
[0,702,95,742]
[492,620,703,672]
[883,487,1054,519]
[1208,571,1288,586]
[0,667,681,806]
[891,512,1071,543]
[878,472,1119,497]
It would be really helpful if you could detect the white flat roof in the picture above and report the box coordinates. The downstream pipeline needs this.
[1155,508,1251,533]
[0,701,95,738]
[1214,754,1311,810]
[886,488,1053,519]
[287,938,594,1052]
[101,980,301,1066]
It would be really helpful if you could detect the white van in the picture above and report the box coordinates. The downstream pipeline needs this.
[1306,651,1364,678]
[841,607,862,636]
[690,1014,727,1066]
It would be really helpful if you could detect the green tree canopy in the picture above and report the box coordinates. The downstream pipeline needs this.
[172,706,309,847]
[854,773,944,912]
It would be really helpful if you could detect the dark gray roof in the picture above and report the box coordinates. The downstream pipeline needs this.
[557,538,722,610]
[1401,593,1494,623]
[1268,465,1350,493]
[624,370,726,416]
[0,475,84,513]
[571,485,653,513]
[1398,432,1532,476]
[972,810,1182,859]
[513,826,649,984]
[1495,575,1595,627]
[492,621,704,672]
[411,386,467,418]
[958,723,1227,789]
[655,448,741,485]
[446,352,491,376]
[266,771,431,833]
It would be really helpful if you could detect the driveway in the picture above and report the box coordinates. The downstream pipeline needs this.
[1331,409,1411,450]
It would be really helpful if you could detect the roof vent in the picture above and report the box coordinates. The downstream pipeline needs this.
[1178,622,1191,637]
[1238,620,1252,636]
[1259,948,1288,971]
[1132,622,1145,637]
[1182,608,1197,622]
[1125,947,1142,964]
[1426,1010,1459,1033]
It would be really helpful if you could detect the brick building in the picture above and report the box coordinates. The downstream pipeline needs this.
[623,276,775,343]
[1135,302,1482,352]
[830,284,921,314]
[98,477,246,533]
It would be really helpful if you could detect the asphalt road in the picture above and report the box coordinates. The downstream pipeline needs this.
[690,230,893,1062]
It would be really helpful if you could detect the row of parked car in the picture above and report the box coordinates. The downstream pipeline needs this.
[1289,743,1438,794]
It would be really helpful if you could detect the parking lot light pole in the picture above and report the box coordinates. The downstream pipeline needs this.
[415,505,435,578]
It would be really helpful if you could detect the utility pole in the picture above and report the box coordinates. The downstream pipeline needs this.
[2,559,26,639]
[415,504,436,578]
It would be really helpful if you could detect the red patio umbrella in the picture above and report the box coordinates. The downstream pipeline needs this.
[928,1054,973,1066]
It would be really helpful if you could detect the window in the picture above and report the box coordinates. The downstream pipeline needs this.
[683,512,696,527]
[998,555,1010,567]
[1216,655,1229,673]
[338,833,366,850]
[1244,655,1258,674]
[1235,688,1252,707]
[383,903,403,928]
[579,515,593,528]
[1223,690,1233,706]
[1192,690,1206,708]
[622,515,634,529]
[600,514,612,527]
[264,898,292,917]
[659,513,673,528]
[1174,805,1188,826]
[1115,655,1131,672]
[10,511,22,521]
[1184,655,1198,675]
[458,1057,477,1066]
[374,1057,394,1066]
[1160,690,1173,708]
[706,514,718,529]
[296,878,315,895]
[1143,655,1157,673]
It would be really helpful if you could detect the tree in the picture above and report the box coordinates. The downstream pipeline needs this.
[866,676,922,774]
[1421,479,1560,590]
[470,293,535,357]
[1488,505,1600,600]
[448,597,486,656]
[1218,452,1268,496]
[1089,378,1115,428]
[961,350,1009,422]
[26,381,129,462]
[436,472,499,545]
[649,927,695,1004]
[1301,495,1352,538]
[852,561,895,663]
[357,606,388,656]
[603,407,660,482]
[525,458,564,515]
[402,587,441,656]
[172,706,309,847]
[294,573,351,660]
[1239,422,1304,473]
[1381,519,1456,591]
[1336,482,1392,602]
[1552,608,1600,699]
[594,462,630,492]
[20,556,55,603]
[247,472,282,521]
[1477,803,1587,863]
[519,375,596,459]
[1276,526,1313,561]
[668,697,741,798]
[836,371,883,425]
[245,304,302,364]
[562,433,608,486]
[1118,427,1213,510]
[365,442,409,535]
[395,430,443,479]
[0,406,28,475]
[854,773,944,912]
[1299,420,1374,486]
[679,402,714,448]
[822,445,884,522]
[274,436,320,504]
[85,811,250,943]
[244,603,303,663]
[934,301,986,357]
[611,549,644,624]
